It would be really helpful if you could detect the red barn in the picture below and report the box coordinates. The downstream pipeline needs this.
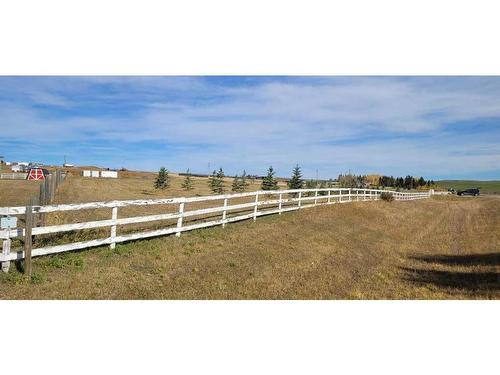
[27,168,46,181]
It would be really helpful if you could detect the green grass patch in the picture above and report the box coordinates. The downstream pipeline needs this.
[436,180,500,194]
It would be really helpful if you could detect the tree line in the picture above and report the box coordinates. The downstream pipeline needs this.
[154,165,304,194]
[154,166,435,194]
[378,175,435,190]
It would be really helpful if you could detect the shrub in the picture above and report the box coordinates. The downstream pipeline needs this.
[380,192,394,202]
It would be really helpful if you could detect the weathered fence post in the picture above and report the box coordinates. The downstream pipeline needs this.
[24,204,34,277]
[298,191,302,208]
[2,238,11,273]
[110,206,118,249]
[176,201,185,237]
[51,173,57,201]
[39,182,46,226]
[278,193,283,214]
[222,198,228,228]
[253,193,259,221]
[314,190,318,206]
[327,190,331,204]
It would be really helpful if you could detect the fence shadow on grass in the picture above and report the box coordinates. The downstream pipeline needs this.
[401,252,500,295]
[400,267,500,292]
[409,252,500,267]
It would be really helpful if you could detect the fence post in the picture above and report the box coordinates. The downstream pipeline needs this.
[278,193,283,214]
[298,191,302,208]
[314,190,318,206]
[110,206,118,249]
[222,198,228,228]
[24,204,34,277]
[1,238,11,273]
[51,173,57,201]
[44,178,49,204]
[176,201,185,237]
[327,190,331,204]
[253,193,259,221]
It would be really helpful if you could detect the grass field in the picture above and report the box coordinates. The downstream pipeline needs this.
[1,195,498,299]
[436,180,500,194]
[0,168,271,207]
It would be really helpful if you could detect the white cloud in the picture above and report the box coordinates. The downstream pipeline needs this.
[0,77,499,178]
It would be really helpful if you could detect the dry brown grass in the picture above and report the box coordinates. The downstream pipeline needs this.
[0,180,42,206]
[1,195,498,299]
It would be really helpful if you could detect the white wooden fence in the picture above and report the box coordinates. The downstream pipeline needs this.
[0,173,28,180]
[0,188,430,272]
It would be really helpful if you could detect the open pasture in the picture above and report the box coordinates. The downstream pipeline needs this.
[1,195,498,299]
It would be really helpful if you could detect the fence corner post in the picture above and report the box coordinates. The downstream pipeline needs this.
[176,201,185,237]
[110,206,118,249]
[1,238,11,273]
[222,198,228,228]
[253,193,259,221]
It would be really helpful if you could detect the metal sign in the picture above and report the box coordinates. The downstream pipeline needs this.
[1,216,17,229]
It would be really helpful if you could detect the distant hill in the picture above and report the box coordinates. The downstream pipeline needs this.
[436,180,500,194]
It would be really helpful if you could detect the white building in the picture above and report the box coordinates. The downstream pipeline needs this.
[100,170,118,178]
[82,170,118,178]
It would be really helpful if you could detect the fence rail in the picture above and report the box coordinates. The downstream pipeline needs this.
[0,188,431,272]
[0,173,28,180]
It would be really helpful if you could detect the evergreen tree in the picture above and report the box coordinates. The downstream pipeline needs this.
[261,166,279,190]
[208,168,226,194]
[216,168,225,193]
[154,167,169,189]
[181,169,194,191]
[231,174,241,192]
[404,175,413,190]
[240,170,249,191]
[287,164,303,190]
[418,176,426,187]
[208,170,218,193]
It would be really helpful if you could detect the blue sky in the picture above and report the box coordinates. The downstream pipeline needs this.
[0,76,499,180]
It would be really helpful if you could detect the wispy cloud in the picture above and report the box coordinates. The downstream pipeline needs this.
[0,76,499,179]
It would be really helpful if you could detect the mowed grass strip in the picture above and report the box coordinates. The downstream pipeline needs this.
[1,196,499,300]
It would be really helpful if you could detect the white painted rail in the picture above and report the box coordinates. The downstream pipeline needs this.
[0,188,431,268]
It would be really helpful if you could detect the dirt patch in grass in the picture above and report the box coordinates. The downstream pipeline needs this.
[1,196,498,299]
